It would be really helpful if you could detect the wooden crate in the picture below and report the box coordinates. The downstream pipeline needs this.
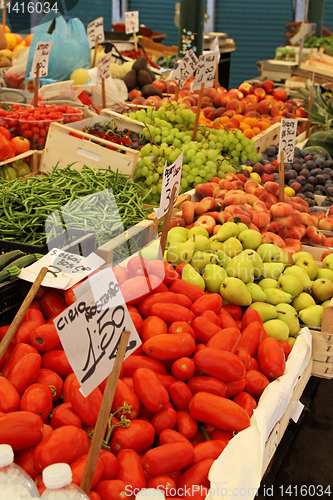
[146,193,192,232]
[39,121,139,177]
[0,149,42,173]
[254,122,280,154]
[262,359,313,473]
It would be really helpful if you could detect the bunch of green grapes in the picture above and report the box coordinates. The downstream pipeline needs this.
[128,102,262,205]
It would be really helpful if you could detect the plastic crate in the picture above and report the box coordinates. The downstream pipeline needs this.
[0,228,97,257]
[0,279,24,327]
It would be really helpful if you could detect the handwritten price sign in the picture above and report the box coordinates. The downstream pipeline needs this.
[55,268,141,397]
[173,49,198,88]
[278,118,298,163]
[154,152,183,219]
[97,52,112,85]
[87,17,104,49]
[125,11,139,34]
[29,42,53,79]
[191,50,219,91]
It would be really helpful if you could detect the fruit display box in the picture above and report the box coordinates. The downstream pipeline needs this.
[0,149,42,174]
[39,121,139,177]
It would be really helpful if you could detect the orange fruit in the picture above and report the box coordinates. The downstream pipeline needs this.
[25,33,33,46]
[3,25,10,33]
[252,126,262,136]
[5,33,16,50]
[243,129,255,139]
[13,43,25,52]
[233,114,244,122]
[225,121,235,130]
[258,120,270,131]
[243,117,257,128]
[13,33,23,45]
[239,122,251,131]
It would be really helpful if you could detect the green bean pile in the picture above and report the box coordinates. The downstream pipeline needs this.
[0,165,154,247]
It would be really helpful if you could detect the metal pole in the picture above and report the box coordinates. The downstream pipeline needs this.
[177,0,205,58]
[308,0,325,37]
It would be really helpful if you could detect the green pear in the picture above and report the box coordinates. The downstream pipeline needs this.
[210,240,224,253]
[238,229,262,250]
[187,226,209,239]
[262,262,285,280]
[236,222,249,233]
[227,254,255,283]
[249,302,278,322]
[188,234,211,252]
[311,278,333,302]
[246,282,267,302]
[265,288,293,306]
[287,336,296,347]
[214,222,240,242]
[259,278,278,291]
[182,263,205,291]
[275,303,300,337]
[298,304,323,327]
[203,264,227,294]
[322,253,333,272]
[277,274,303,298]
[292,292,316,310]
[316,268,333,282]
[241,249,264,279]
[292,251,315,263]
[190,251,216,274]
[220,237,243,258]
[167,233,187,247]
[273,248,294,266]
[257,244,282,262]
[215,249,231,269]
[322,300,331,307]
[263,319,289,341]
[295,257,319,281]
[166,241,195,266]
[139,239,162,261]
[219,277,252,306]
[283,266,312,292]
[168,227,189,238]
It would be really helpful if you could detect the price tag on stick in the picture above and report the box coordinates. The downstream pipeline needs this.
[87,17,104,49]
[154,151,183,220]
[97,52,111,84]
[191,50,219,92]
[279,150,285,203]
[54,268,141,397]
[29,41,53,79]
[125,11,139,34]
[173,49,198,88]
[278,117,298,164]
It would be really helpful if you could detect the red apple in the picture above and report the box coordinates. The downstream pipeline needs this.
[128,89,142,101]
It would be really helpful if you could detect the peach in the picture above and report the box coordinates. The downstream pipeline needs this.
[290,202,305,213]
[291,210,303,224]
[312,211,327,223]
[322,249,333,259]
[202,107,215,120]
[224,205,246,216]
[128,89,142,100]
[234,213,251,227]
[217,212,233,224]
[300,213,317,228]
[283,246,297,256]
[270,202,293,218]
[318,218,333,232]
[306,226,326,245]
[203,88,217,98]
[245,193,259,206]
[269,221,288,240]
[258,192,278,210]
[228,88,244,99]
[182,200,195,225]
[231,180,245,190]
[262,80,275,94]
[223,193,247,206]
[219,179,234,191]
[225,173,239,182]
[169,217,186,229]
[238,82,254,96]
[294,107,308,118]
[272,88,288,102]
[199,211,220,221]
[194,197,217,215]
[287,226,306,239]
[272,215,296,228]
[194,215,216,234]
[271,104,288,117]
[264,181,280,197]
[253,200,270,214]
[284,238,302,252]
[251,211,271,228]
[213,224,223,235]
[261,232,286,248]
[249,222,260,232]
[257,99,274,114]
[226,99,245,114]
[195,183,215,200]
[323,238,333,248]
[253,88,266,101]
[201,96,213,108]
[259,224,271,234]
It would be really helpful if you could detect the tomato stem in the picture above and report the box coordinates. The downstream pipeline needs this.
[199,425,211,441]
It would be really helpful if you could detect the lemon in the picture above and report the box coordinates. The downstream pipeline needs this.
[70,68,90,85]
[242,165,253,173]
[285,186,295,197]
[5,33,16,50]
[250,172,262,184]
[0,49,13,59]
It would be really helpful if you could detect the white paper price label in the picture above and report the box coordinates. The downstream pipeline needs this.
[210,37,221,64]
[154,152,183,219]
[125,11,139,35]
[191,50,219,91]
[54,268,141,397]
[97,52,112,84]
[29,42,53,79]
[278,118,298,163]
[173,49,198,87]
[18,248,105,290]
[0,0,10,9]
[87,17,104,49]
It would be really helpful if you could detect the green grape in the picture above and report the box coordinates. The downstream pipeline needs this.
[235,143,242,152]
[141,166,149,177]
[134,167,142,178]
[151,145,160,156]
[195,159,203,166]
[204,165,211,172]
[169,149,181,163]
[201,142,209,149]
[152,173,159,182]
[171,128,180,134]
[143,157,151,166]
[157,184,162,193]
[141,144,152,156]
[196,152,205,160]
[190,168,199,176]
[194,176,203,184]
[155,135,161,143]
[183,135,192,142]
[187,174,194,184]
[224,140,230,148]
[245,145,253,153]
[205,173,213,181]
[210,167,217,175]
[206,161,216,169]
[187,149,196,159]
[146,175,153,186]
[151,186,157,194]
[183,164,191,172]
[180,178,188,189]
[173,138,181,147]
[199,169,206,177]
[209,141,216,149]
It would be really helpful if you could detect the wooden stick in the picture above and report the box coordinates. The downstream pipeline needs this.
[279,150,285,202]
[33,63,40,108]
[306,76,314,139]
[159,184,177,255]
[174,81,180,103]
[80,330,131,495]
[133,32,138,52]
[215,60,219,89]
[92,35,100,69]
[192,82,205,141]
[102,77,106,110]
[0,267,48,361]
[2,8,5,31]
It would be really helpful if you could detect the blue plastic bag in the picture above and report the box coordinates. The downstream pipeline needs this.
[25,16,91,81]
